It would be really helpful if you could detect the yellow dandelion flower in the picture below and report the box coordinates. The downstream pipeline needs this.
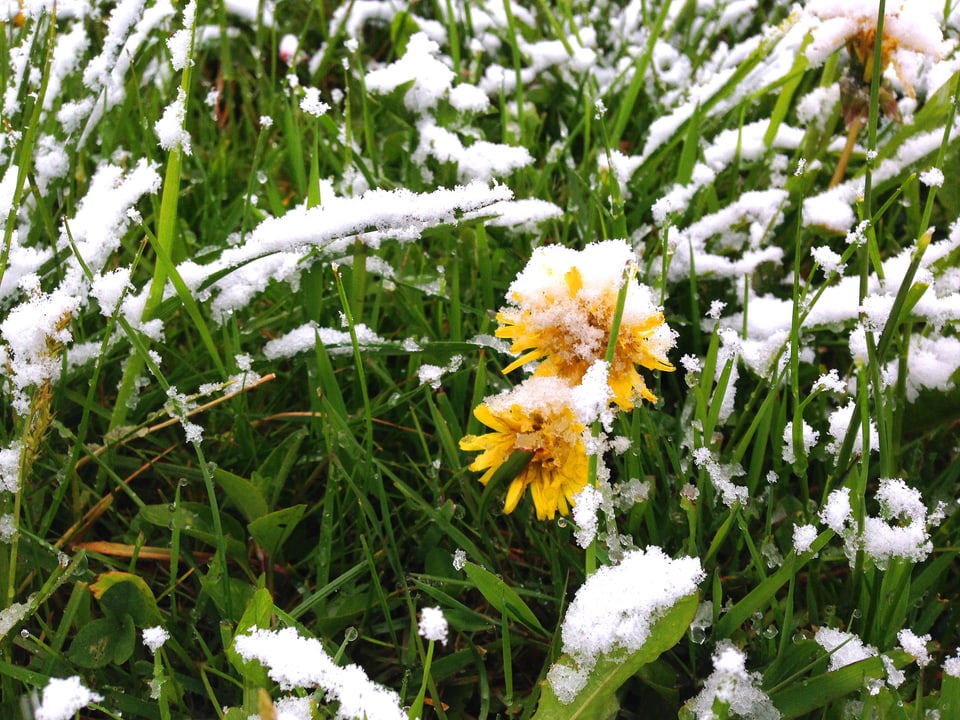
[459,376,588,520]
[495,240,675,410]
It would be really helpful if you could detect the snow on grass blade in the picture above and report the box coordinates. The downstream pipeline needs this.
[536,592,699,719]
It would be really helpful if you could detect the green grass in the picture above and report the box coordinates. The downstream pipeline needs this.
[1,1,959,718]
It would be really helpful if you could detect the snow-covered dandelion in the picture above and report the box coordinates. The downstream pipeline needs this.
[495,240,676,409]
[809,0,943,79]
[459,376,588,520]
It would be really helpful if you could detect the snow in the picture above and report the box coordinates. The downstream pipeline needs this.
[919,167,944,187]
[167,0,196,71]
[548,547,703,703]
[782,421,819,465]
[811,246,844,275]
[571,484,603,548]
[862,478,934,568]
[34,676,103,720]
[418,606,449,645]
[792,524,818,554]
[571,361,613,428]
[0,596,31,637]
[155,87,192,154]
[263,322,389,360]
[90,268,133,317]
[234,626,407,720]
[416,355,463,389]
[825,401,879,457]
[142,626,170,653]
[413,124,533,183]
[181,181,511,320]
[805,0,946,63]
[819,487,852,534]
[815,627,877,671]
[0,288,80,415]
[685,643,780,720]
[365,33,454,113]
[300,87,329,117]
[463,198,563,232]
[898,628,932,667]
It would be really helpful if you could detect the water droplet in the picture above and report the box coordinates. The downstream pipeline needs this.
[763,625,779,639]
[793,632,806,643]
[179,478,189,487]
[167,503,176,512]
[344,627,358,642]
[257,170,268,184]
[57,552,70,567]
[20,628,29,639]
[689,626,707,644]
[824,605,836,617]
[556,517,567,528]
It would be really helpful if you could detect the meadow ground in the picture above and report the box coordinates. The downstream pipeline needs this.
[1,1,960,718]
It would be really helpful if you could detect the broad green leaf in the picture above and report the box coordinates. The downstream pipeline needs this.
[139,502,247,558]
[770,651,911,717]
[67,615,135,668]
[111,612,137,664]
[227,587,275,684]
[200,551,256,622]
[213,468,269,522]
[248,504,307,558]
[462,561,547,637]
[91,572,161,626]
[534,592,699,720]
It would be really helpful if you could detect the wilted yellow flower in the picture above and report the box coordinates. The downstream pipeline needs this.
[495,240,675,410]
[459,377,588,520]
